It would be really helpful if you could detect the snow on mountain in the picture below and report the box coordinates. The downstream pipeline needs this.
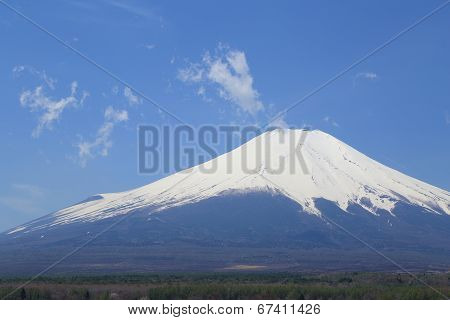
[7,129,449,235]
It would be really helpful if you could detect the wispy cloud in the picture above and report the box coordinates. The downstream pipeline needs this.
[196,85,212,103]
[178,63,204,82]
[111,85,119,95]
[13,65,57,90]
[178,45,264,115]
[144,43,155,50]
[355,72,378,82]
[446,111,450,125]
[14,67,89,137]
[76,106,128,167]
[11,183,45,198]
[19,81,89,138]
[104,0,159,20]
[67,0,164,27]
[124,86,143,106]
[0,183,46,215]
[323,116,339,127]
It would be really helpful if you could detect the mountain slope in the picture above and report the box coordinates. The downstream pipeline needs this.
[1,129,449,274]
[6,129,449,236]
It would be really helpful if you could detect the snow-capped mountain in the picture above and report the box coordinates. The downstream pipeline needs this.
[2,128,450,274]
[6,129,449,236]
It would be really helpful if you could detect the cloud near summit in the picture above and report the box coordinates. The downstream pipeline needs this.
[76,106,128,167]
[178,46,264,116]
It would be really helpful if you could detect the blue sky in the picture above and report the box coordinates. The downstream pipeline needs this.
[0,0,449,231]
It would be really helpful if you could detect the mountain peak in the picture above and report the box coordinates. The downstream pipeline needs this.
[6,129,449,235]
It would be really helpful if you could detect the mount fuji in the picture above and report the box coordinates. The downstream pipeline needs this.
[1,129,449,274]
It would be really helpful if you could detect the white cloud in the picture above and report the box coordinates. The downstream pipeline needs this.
[196,85,213,103]
[13,65,57,90]
[323,116,339,127]
[197,86,206,96]
[112,85,119,95]
[178,46,264,115]
[19,82,88,138]
[105,106,128,122]
[14,67,89,137]
[105,0,159,20]
[67,1,163,28]
[124,86,143,106]
[12,65,25,74]
[355,72,378,81]
[144,43,155,50]
[76,106,128,167]
[178,63,204,82]
[71,81,78,95]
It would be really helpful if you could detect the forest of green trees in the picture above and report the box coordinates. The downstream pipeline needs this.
[1,272,448,300]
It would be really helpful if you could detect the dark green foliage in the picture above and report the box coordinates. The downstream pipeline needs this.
[19,287,26,300]
[0,272,448,300]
